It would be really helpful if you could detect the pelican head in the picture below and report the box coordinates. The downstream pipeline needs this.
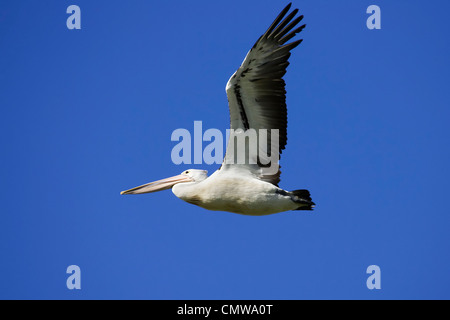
[120,169,208,195]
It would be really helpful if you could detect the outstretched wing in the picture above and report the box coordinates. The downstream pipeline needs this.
[222,3,305,186]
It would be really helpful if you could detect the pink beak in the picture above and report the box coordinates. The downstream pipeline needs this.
[120,174,193,195]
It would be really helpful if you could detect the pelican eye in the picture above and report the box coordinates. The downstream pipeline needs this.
[185,171,190,174]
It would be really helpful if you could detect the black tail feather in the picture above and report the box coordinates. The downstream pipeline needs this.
[290,189,315,211]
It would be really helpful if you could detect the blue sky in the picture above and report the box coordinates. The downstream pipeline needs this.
[1,0,449,299]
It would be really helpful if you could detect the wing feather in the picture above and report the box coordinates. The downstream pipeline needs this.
[222,3,305,186]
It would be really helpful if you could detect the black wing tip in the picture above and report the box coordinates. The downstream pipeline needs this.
[261,3,305,44]
[286,38,303,48]
[262,3,295,39]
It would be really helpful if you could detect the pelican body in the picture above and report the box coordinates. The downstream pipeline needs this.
[121,3,315,215]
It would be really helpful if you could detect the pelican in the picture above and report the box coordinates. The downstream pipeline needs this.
[121,3,315,215]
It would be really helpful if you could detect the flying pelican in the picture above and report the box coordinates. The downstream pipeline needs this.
[121,3,315,215]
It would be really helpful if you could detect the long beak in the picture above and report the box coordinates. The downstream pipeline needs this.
[120,174,193,195]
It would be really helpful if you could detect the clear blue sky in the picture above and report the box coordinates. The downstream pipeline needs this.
[1,0,449,299]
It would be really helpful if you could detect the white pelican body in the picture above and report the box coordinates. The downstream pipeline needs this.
[172,169,301,216]
[121,3,315,215]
